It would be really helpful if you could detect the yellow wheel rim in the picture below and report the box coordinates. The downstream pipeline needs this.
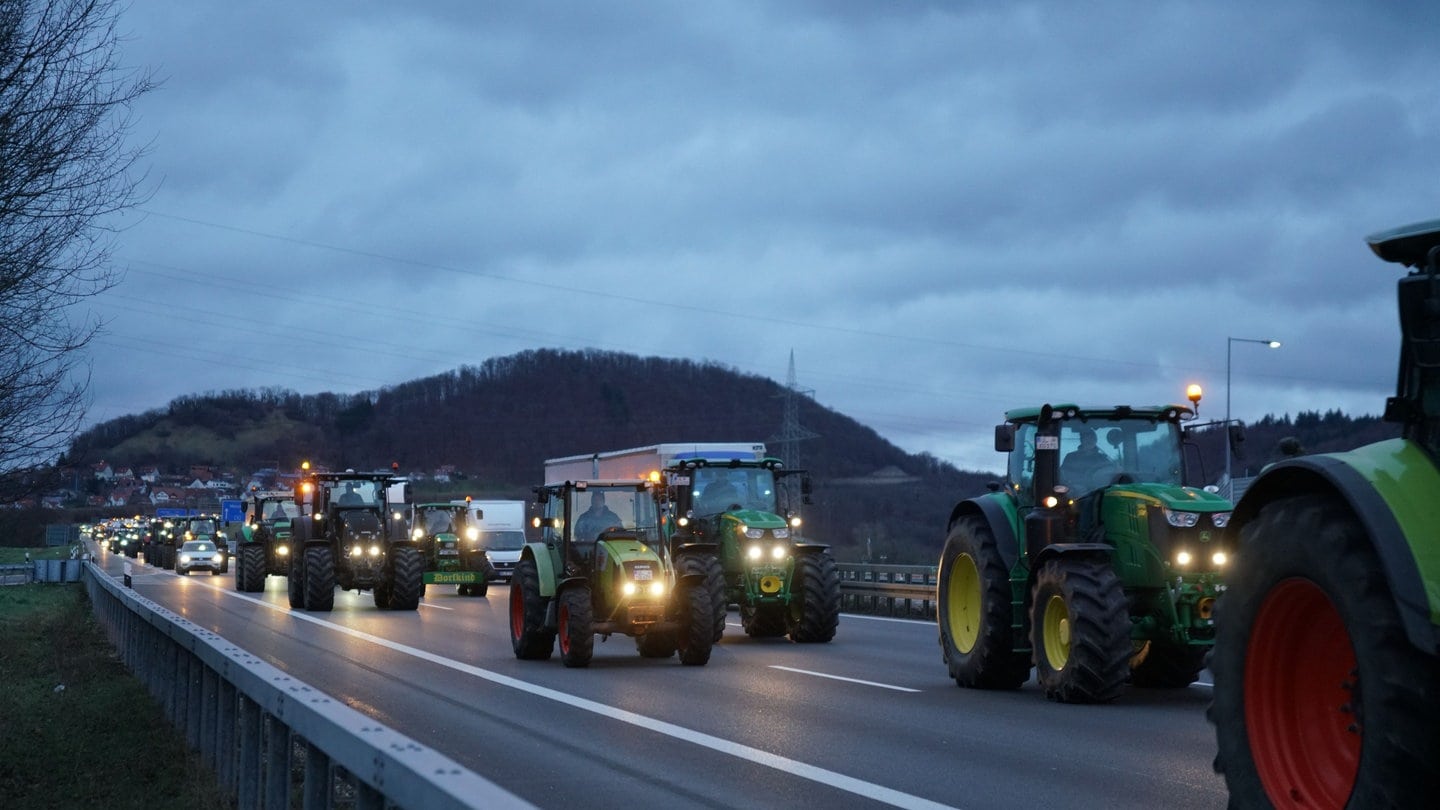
[946,553,981,653]
[1042,594,1070,670]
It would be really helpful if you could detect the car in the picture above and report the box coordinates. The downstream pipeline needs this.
[175,540,227,576]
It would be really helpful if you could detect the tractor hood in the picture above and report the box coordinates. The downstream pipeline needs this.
[722,509,788,529]
[1102,482,1232,512]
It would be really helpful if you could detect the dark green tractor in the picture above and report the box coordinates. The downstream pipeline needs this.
[510,480,713,668]
[1210,219,1440,808]
[232,490,297,593]
[408,501,495,597]
[289,468,421,611]
[938,400,1233,703]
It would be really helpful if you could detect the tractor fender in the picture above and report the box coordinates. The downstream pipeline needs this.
[520,542,560,598]
[1234,439,1440,655]
[792,542,832,554]
[1030,542,1113,571]
[948,494,1021,571]
[675,540,719,556]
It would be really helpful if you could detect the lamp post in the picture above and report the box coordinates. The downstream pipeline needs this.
[1225,337,1282,498]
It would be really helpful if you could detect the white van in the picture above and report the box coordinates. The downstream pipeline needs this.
[454,499,527,582]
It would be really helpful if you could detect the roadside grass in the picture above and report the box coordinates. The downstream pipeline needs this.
[0,583,228,809]
[0,546,75,564]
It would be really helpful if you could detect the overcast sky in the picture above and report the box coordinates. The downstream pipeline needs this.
[83,1,1439,474]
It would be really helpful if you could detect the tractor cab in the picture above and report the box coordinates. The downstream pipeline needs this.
[534,481,663,578]
[1369,217,1440,457]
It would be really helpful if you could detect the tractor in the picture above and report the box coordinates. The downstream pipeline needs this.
[509,479,713,667]
[1209,219,1440,808]
[232,490,298,593]
[408,501,495,597]
[288,467,422,611]
[938,399,1233,703]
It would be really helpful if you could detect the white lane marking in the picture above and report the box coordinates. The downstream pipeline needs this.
[418,602,455,611]
[840,613,933,626]
[769,665,922,693]
[200,581,957,810]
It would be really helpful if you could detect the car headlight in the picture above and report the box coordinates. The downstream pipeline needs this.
[1211,512,1232,528]
[412,528,424,540]
[746,545,763,560]
[211,553,224,563]
[179,554,192,564]
[1164,509,1200,528]
[771,545,787,560]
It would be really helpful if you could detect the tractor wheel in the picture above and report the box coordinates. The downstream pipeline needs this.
[509,559,555,660]
[237,545,266,593]
[677,581,715,666]
[387,547,423,611]
[787,552,840,643]
[457,584,469,597]
[678,552,727,642]
[1029,557,1130,703]
[939,516,1030,690]
[557,586,594,668]
[303,546,335,612]
[636,630,676,658]
[740,602,787,637]
[1130,641,1207,688]
[473,579,488,598]
[1210,494,1440,809]
[287,553,304,609]
[373,579,393,609]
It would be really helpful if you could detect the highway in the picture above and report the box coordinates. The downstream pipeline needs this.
[94,548,1227,809]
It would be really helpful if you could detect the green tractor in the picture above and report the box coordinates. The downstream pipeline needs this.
[509,479,714,668]
[288,467,422,611]
[1209,219,1440,808]
[407,501,496,597]
[938,400,1233,703]
[232,490,298,593]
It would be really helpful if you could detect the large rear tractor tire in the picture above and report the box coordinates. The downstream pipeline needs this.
[303,546,335,612]
[938,516,1030,690]
[679,552,727,642]
[677,581,715,666]
[237,545,266,593]
[1210,494,1440,809]
[387,546,423,611]
[509,559,555,660]
[557,586,594,668]
[787,552,840,643]
[741,602,787,638]
[1130,641,1207,688]
[1030,557,1130,703]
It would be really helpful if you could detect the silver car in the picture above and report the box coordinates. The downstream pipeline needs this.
[176,540,226,576]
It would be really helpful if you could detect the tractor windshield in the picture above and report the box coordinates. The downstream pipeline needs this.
[421,508,457,534]
[691,467,779,515]
[568,486,659,545]
[1057,418,1184,495]
[329,479,378,507]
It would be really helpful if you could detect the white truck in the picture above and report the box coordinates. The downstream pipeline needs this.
[544,443,839,643]
[454,499,527,582]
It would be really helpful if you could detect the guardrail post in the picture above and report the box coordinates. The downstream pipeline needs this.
[201,664,218,769]
[238,694,261,810]
[264,713,290,810]
[303,738,330,809]
[218,678,238,793]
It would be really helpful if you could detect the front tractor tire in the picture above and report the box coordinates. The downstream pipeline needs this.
[679,552,727,642]
[387,546,423,611]
[509,559,555,660]
[1209,494,1440,809]
[938,517,1030,690]
[557,586,594,668]
[787,551,840,643]
[677,581,715,665]
[303,546,336,612]
[1029,557,1130,704]
[236,545,266,593]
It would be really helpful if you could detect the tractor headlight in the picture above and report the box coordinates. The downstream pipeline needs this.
[649,581,665,597]
[744,527,764,539]
[789,516,802,528]
[773,528,790,539]
[1176,550,1193,566]
[622,582,637,596]
[746,545,763,560]
[1211,512,1232,528]
[1212,551,1228,566]
[349,546,362,557]
[369,545,382,557]
[466,527,479,541]
[771,545,787,560]
[1164,509,1200,528]
[412,528,424,540]
[277,545,290,556]
[677,516,689,527]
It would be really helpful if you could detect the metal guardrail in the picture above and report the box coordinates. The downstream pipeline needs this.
[83,562,533,810]
[836,563,937,620]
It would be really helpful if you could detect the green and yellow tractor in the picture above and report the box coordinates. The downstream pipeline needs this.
[1209,219,1440,808]
[938,399,1233,703]
[408,501,495,597]
[232,489,297,593]
[509,479,713,667]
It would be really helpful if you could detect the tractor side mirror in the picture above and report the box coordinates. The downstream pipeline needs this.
[995,424,1015,453]
[532,487,549,505]
[1228,423,1247,454]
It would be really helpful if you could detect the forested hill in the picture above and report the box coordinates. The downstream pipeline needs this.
[65,349,992,562]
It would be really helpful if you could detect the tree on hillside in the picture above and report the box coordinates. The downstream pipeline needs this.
[0,0,151,499]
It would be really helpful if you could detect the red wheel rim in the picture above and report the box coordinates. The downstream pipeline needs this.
[558,602,572,655]
[1245,577,1360,808]
[509,583,524,639]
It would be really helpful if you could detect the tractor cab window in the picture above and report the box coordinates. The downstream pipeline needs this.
[422,508,455,534]
[190,519,217,534]
[1058,418,1185,494]
[692,468,778,515]
[1008,423,1037,502]
[265,501,294,520]
[330,480,378,507]
[568,486,658,545]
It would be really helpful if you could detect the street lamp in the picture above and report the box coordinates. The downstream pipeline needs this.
[1225,337,1282,498]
